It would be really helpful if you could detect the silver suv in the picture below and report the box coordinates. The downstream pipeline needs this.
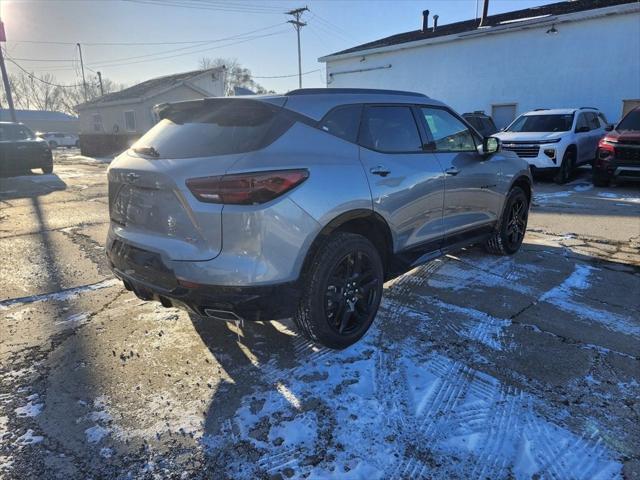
[106,88,532,349]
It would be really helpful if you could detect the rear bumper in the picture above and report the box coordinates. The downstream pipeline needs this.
[106,239,301,321]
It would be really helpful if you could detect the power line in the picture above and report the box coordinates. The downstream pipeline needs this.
[252,69,319,79]
[4,55,92,88]
[121,0,283,14]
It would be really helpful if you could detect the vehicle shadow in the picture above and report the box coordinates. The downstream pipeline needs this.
[0,171,67,201]
[189,313,299,436]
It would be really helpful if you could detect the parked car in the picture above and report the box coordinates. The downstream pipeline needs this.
[462,111,498,137]
[38,132,80,149]
[593,107,640,186]
[495,107,610,184]
[0,122,53,176]
[106,89,532,349]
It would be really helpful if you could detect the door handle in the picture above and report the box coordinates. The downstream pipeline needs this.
[445,167,460,176]
[370,165,391,177]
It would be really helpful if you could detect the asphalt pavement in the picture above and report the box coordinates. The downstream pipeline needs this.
[0,151,639,479]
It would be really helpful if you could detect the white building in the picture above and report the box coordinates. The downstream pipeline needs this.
[75,67,225,155]
[319,0,640,128]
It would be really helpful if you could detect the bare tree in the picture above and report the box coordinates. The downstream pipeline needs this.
[199,57,273,95]
[1,71,123,115]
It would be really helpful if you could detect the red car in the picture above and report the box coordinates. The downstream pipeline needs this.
[593,107,640,186]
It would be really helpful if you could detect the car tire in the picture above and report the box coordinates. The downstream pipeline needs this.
[293,232,384,349]
[592,172,611,187]
[42,165,53,174]
[553,148,575,185]
[485,186,529,256]
[49,141,58,149]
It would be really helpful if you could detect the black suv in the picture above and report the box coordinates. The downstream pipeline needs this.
[0,122,53,176]
[462,111,498,137]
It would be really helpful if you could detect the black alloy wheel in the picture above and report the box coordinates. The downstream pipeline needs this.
[504,196,528,251]
[324,250,379,336]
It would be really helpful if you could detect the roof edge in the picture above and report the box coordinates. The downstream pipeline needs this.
[319,2,640,63]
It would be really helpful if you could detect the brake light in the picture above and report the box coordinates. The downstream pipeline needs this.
[186,169,309,205]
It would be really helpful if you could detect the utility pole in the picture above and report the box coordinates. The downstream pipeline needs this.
[97,71,104,96]
[285,6,308,89]
[0,19,16,122]
[76,43,88,102]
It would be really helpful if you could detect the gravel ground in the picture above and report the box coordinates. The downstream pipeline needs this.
[1,151,639,479]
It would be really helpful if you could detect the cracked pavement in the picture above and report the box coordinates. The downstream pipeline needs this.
[0,154,639,479]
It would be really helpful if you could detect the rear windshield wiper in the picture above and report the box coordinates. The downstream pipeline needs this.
[132,145,160,158]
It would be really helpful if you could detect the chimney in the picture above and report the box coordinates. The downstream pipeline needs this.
[433,14,439,32]
[422,10,429,32]
[479,0,490,27]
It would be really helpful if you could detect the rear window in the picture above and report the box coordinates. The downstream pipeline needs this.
[617,109,640,131]
[131,100,294,159]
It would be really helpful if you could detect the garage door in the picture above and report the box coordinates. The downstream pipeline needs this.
[492,104,517,130]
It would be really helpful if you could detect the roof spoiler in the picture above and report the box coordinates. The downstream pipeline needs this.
[285,88,428,98]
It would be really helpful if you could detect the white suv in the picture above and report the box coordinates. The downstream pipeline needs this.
[38,132,80,149]
[495,108,610,184]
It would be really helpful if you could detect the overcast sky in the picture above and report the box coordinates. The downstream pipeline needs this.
[1,0,559,93]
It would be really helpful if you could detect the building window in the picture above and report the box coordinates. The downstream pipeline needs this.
[124,111,136,132]
[491,103,517,130]
[92,113,103,132]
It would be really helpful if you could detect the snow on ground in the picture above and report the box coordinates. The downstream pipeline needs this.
[202,321,621,479]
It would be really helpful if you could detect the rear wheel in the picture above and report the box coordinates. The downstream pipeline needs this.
[42,165,53,174]
[294,232,384,349]
[485,186,529,255]
[554,148,575,184]
[49,141,58,149]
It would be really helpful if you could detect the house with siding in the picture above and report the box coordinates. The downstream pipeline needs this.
[319,0,640,128]
[75,67,226,156]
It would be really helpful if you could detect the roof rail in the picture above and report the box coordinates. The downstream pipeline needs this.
[285,88,428,98]
[579,106,598,110]
[533,108,548,111]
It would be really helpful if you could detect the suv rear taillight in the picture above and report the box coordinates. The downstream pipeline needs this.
[186,169,309,205]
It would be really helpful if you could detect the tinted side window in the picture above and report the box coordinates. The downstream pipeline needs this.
[359,106,422,153]
[421,108,476,152]
[586,112,600,130]
[320,105,362,143]
[598,113,608,127]
[576,113,589,131]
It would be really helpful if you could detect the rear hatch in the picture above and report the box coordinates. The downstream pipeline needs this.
[107,96,290,261]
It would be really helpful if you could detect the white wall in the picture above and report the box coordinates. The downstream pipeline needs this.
[324,11,640,123]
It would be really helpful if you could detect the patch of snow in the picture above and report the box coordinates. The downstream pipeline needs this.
[100,447,113,459]
[16,429,43,445]
[0,278,120,309]
[573,183,593,192]
[538,265,640,336]
[55,312,90,325]
[85,425,110,444]
[201,328,622,479]
[15,402,43,418]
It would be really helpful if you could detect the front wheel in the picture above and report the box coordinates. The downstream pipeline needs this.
[485,186,529,255]
[554,149,575,184]
[294,232,384,349]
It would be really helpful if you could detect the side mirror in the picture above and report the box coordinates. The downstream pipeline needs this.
[483,136,500,155]
[576,126,590,133]
[604,124,614,132]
